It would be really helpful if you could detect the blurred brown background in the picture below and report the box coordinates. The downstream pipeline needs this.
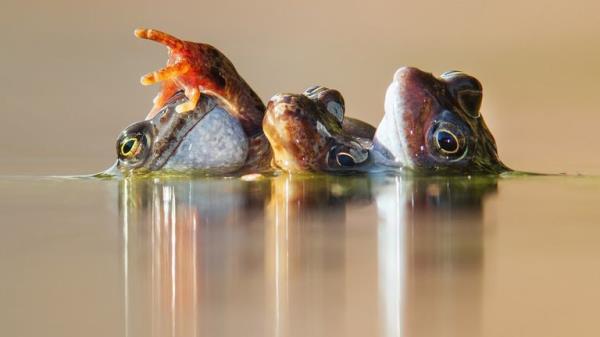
[1,0,599,175]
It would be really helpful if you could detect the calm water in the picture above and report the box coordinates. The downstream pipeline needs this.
[1,174,599,337]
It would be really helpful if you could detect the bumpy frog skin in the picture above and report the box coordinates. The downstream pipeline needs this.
[264,67,509,175]
[106,29,271,176]
[263,86,375,172]
[373,67,508,174]
[104,28,506,176]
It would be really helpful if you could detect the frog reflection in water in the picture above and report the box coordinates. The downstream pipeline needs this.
[118,174,497,337]
[263,67,509,174]
[105,28,271,176]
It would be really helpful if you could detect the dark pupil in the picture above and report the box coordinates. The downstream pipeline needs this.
[337,153,356,167]
[437,131,458,153]
[122,139,136,154]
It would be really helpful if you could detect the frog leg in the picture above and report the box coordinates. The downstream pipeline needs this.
[201,88,236,114]
[134,28,203,113]
[175,86,200,113]
[139,61,196,115]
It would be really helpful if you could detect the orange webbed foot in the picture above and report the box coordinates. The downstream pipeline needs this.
[135,28,202,114]
[134,28,184,50]
[140,61,191,86]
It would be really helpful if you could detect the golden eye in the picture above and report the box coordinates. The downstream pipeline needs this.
[120,137,140,158]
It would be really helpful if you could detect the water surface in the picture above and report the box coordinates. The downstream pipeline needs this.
[1,175,599,337]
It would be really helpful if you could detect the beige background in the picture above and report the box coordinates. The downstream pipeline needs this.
[1,0,599,175]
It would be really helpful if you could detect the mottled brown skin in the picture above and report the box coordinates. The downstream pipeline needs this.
[263,94,332,172]
[263,87,372,173]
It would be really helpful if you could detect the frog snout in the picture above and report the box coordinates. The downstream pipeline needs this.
[393,66,426,84]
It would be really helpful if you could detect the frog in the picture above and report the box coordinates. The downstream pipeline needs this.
[263,85,374,172]
[263,67,509,175]
[104,28,271,176]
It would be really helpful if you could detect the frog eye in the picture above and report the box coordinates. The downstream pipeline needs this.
[116,121,153,168]
[429,120,468,161]
[434,129,460,154]
[120,137,140,158]
[118,134,148,164]
[330,143,368,168]
[336,152,357,167]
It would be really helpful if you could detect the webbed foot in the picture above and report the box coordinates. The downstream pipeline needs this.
[135,28,202,116]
